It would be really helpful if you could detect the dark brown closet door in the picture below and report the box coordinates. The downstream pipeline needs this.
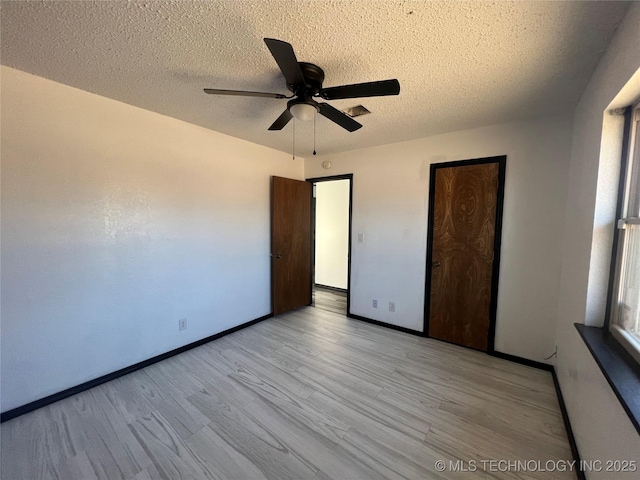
[427,160,502,350]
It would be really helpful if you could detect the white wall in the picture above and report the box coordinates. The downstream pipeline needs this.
[314,180,349,290]
[306,114,572,362]
[554,3,640,476]
[0,66,304,412]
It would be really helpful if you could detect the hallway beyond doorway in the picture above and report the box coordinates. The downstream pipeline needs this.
[312,285,347,315]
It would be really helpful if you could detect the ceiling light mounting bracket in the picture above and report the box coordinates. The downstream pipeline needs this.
[287,62,325,96]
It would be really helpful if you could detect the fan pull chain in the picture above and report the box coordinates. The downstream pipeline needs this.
[313,112,317,156]
[292,118,295,160]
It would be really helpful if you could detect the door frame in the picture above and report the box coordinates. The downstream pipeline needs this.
[306,174,354,316]
[423,156,506,352]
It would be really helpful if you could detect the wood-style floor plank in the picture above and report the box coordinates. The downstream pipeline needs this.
[226,367,350,447]
[241,396,389,480]
[187,388,317,480]
[1,305,576,480]
[128,371,210,441]
[312,286,347,316]
[70,389,153,480]
[127,410,217,480]
[53,451,100,480]
[185,425,270,480]
[338,428,452,480]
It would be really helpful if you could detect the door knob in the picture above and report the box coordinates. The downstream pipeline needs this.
[272,253,283,259]
[432,262,441,267]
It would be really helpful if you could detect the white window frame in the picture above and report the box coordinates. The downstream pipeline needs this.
[610,103,640,365]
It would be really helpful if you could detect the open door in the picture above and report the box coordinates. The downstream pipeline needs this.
[271,176,312,316]
[425,156,505,351]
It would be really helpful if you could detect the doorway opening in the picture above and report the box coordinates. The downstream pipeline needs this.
[307,174,353,316]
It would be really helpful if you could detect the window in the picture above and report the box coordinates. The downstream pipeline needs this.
[575,100,640,435]
[610,103,640,364]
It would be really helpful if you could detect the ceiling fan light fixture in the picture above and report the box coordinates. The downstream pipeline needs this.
[289,102,317,121]
[205,39,398,132]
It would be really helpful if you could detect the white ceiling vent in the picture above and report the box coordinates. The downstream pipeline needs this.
[343,105,371,118]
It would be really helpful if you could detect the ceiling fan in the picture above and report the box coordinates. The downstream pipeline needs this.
[204,38,400,132]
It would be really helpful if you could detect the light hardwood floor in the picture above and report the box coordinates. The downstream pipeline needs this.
[1,308,576,480]
[312,286,347,315]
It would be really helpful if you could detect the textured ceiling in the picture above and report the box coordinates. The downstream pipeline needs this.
[1,1,630,156]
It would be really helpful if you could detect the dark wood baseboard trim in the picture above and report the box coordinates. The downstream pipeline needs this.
[314,283,347,293]
[347,313,423,337]
[489,351,553,372]
[551,368,586,480]
[0,313,273,423]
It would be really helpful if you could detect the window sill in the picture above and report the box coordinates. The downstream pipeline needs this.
[575,323,640,435]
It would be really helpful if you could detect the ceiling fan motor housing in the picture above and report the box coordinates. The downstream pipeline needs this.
[290,62,325,96]
[287,62,324,118]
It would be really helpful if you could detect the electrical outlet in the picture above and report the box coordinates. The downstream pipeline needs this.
[372,299,378,308]
[179,318,187,331]
[389,302,395,312]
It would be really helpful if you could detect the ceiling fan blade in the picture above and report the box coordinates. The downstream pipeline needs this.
[318,103,362,132]
[268,109,293,130]
[320,79,400,100]
[204,88,286,99]
[264,38,305,87]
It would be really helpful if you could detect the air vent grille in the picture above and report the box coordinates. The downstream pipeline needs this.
[343,105,371,118]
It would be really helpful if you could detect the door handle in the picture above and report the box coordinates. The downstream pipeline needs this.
[272,253,283,259]
[432,262,441,267]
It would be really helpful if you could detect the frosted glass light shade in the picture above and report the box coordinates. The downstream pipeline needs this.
[290,103,316,121]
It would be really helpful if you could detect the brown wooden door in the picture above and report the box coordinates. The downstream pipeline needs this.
[426,158,504,351]
[271,176,312,316]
